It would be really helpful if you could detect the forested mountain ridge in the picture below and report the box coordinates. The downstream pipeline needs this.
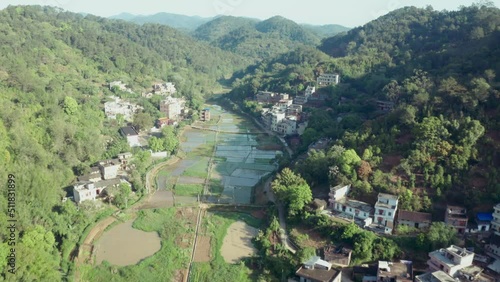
[229,5,500,210]
[192,15,323,61]
[0,5,250,280]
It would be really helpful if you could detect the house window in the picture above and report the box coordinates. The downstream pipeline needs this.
[388,212,392,216]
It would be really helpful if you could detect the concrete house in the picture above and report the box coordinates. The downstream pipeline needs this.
[323,245,352,267]
[201,108,211,121]
[444,205,468,234]
[377,260,413,282]
[427,245,474,277]
[295,256,342,282]
[159,96,185,120]
[397,210,432,229]
[120,126,140,147]
[317,73,340,86]
[491,203,500,234]
[329,184,373,227]
[98,159,121,180]
[374,193,399,234]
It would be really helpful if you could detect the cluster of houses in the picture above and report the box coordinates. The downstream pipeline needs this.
[260,93,306,136]
[72,153,133,203]
[294,244,497,282]
[104,95,143,122]
[254,73,341,137]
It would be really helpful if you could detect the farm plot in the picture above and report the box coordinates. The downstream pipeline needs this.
[220,221,258,263]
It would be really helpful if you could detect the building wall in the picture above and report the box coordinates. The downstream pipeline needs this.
[101,165,119,180]
[333,203,371,220]
[398,219,430,229]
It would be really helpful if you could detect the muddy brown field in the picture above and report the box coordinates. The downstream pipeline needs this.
[94,220,161,266]
[221,221,258,263]
[193,236,211,262]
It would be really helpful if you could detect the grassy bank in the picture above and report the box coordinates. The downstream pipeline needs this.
[79,207,196,282]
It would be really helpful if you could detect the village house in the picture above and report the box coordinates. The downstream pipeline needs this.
[329,184,374,227]
[201,108,211,121]
[295,256,342,282]
[374,193,399,234]
[294,86,315,105]
[117,152,133,170]
[322,245,352,267]
[491,203,500,234]
[317,73,340,86]
[109,81,133,93]
[427,245,474,277]
[255,91,289,104]
[104,96,143,122]
[156,117,170,128]
[486,234,500,259]
[77,167,102,182]
[97,159,121,180]
[467,212,493,233]
[153,82,176,95]
[397,210,432,229]
[376,100,395,112]
[417,265,495,281]
[444,205,468,234]
[119,126,140,147]
[377,260,413,282]
[160,96,186,120]
[73,178,123,203]
[415,270,456,282]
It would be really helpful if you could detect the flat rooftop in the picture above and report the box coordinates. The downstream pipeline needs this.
[296,266,340,282]
[415,270,455,282]
[337,198,374,213]
[378,260,413,281]
[378,193,399,200]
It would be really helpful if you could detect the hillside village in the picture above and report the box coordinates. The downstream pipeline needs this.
[64,71,500,282]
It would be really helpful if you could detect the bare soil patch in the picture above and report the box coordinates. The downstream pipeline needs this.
[221,221,258,263]
[193,236,211,262]
[290,225,328,249]
[380,154,402,172]
[95,220,161,266]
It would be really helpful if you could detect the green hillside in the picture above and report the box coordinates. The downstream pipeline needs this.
[193,15,321,61]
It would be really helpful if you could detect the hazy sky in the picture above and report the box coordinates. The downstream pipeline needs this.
[1,0,499,27]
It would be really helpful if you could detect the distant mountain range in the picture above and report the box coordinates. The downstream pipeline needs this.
[109,12,351,61]
[109,12,214,31]
[109,12,350,37]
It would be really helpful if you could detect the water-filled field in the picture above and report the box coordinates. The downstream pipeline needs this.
[157,104,281,204]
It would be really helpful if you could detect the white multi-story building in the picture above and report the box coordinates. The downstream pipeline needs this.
[270,110,286,132]
[276,117,297,136]
[317,73,340,86]
[305,86,316,97]
[374,193,399,234]
[160,96,185,120]
[427,245,474,277]
[104,96,143,122]
[491,204,500,234]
